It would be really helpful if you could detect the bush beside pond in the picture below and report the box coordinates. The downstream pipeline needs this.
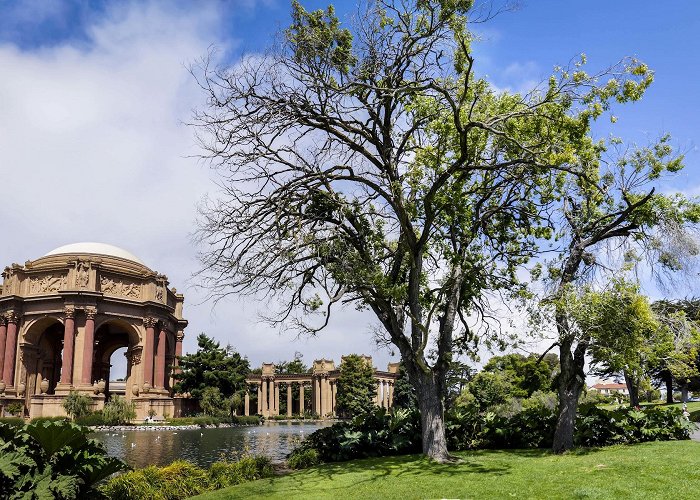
[288,403,696,468]
[100,455,273,499]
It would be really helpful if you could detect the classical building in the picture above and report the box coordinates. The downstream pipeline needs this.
[245,357,400,418]
[0,243,187,420]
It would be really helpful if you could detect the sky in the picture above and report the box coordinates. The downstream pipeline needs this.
[0,0,699,378]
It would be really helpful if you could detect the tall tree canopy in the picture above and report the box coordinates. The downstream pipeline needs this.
[174,333,250,400]
[335,354,377,417]
[192,0,688,460]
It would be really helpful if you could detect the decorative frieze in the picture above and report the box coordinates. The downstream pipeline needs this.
[75,260,90,288]
[100,275,141,299]
[29,274,67,294]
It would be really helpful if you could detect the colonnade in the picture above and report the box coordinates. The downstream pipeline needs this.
[244,359,399,418]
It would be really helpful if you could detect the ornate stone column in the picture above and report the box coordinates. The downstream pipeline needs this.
[268,378,274,415]
[287,383,292,417]
[81,307,96,385]
[274,381,280,415]
[3,312,19,386]
[257,383,262,414]
[299,382,305,414]
[60,307,76,386]
[314,377,321,416]
[262,378,268,416]
[155,325,167,390]
[142,317,156,391]
[383,380,389,408]
[0,316,7,381]
[388,382,394,408]
[244,391,250,416]
[174,331,184,374]
[331,381,337,416]
[376,381,382,406]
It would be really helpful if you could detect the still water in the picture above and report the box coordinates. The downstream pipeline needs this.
[91,421,331,469]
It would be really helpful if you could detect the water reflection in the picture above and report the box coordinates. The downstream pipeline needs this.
[91,421,330,469]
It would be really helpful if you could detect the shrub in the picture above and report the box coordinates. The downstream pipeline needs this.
[287,448,319,469]
[289,407,421,463]
[208,456,273,489]
[31,416,70,424]
[576,404,696,447]
[232,415,262,425]
[0,420,128,498]
[103,396,136,425]
[5,402,24,417]
[101,455,272,499]
[75,411,106,426]
[62,391,93,420]
[0,417,23,426]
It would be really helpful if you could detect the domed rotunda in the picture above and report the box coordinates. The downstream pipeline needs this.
[0,243,188,419]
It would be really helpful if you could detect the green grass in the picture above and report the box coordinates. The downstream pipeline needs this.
[194,441,700,500]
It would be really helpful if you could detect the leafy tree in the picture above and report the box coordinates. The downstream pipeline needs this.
[391,363,417,410]
[651,299,700,402]
[577,280,667,407]
[102,396,136,425]
[462,371,512,411]
[482,353,557,398]
[192,0,676,460]
[174,333,250,401]
[200,387,226,417]
[535,127,700,452]
[62,392,92,420]
[335,354,377,417]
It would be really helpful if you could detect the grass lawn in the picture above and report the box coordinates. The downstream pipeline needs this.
[194,440,700,500]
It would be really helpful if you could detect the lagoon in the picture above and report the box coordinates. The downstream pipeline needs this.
[92,421,331,469]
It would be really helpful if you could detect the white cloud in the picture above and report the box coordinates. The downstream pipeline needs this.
[0,0,397,374]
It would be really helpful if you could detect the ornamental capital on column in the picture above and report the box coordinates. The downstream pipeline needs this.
[176,331,185,342]
[85,306,97,319]
[5,310,20,324]
[143,317,157,328]
[63,306,76,319]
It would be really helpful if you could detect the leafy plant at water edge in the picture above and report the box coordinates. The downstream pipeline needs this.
[100,455,273,499]
[62,391,93,420]
[103,395,137,425]
[0,420,129,499]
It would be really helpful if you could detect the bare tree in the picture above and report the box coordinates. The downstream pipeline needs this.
[192,0,664,460]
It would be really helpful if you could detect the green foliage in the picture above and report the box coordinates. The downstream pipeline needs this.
[391,363,417,410]
[62,391,93,420]
[100,455,273,499]
[0,417,23,427]
[5,402,24,417]
[174,333,250,401]
[576,404,696,446]
[482,353,558,397]
[462,371,512,410]
[0,420,128,499]
[200,387,227,417]
[103,396,137,425]
[335,354,377,417]
[289,407,422,463]
[75,411,106,427]
[287,448,319,470]
[31,416,70,424]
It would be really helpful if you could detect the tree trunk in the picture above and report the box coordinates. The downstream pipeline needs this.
[681,383,689,403]
[665,372,674,404]
[623,372,639,407]
[553,338,585,453]
[416,371,450,462]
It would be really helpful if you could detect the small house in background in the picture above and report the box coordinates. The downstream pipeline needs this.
[590,382,629,396]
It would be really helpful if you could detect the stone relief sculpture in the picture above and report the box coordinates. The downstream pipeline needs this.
[75,260,90,288]
[29,274,67,294]
[100,275,141,299]
[155,288,164,302]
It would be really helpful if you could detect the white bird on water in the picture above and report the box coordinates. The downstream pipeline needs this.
[131,443,136,448]
[200,432,204,437]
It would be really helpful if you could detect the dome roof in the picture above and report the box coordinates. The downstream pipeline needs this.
[44,242,146,266]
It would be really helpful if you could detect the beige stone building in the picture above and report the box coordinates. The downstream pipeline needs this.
[245,357,400,418]
[0,243,187,420]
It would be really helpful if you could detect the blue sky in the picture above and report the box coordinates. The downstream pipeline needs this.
[0,0,698,372]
